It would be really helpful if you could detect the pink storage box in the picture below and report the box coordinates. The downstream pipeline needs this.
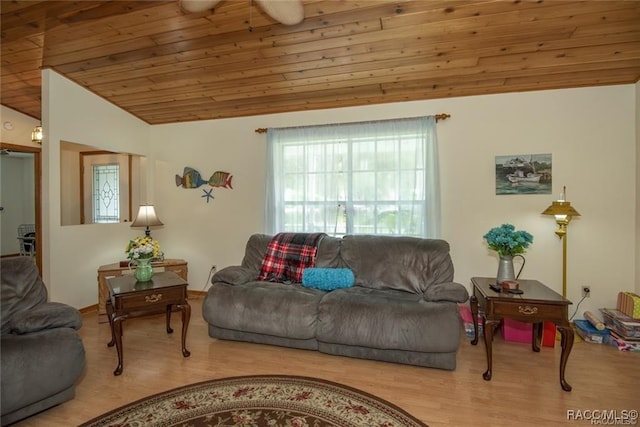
[502,318,532,343]
[458,304,483,325]
[502,318,556,347]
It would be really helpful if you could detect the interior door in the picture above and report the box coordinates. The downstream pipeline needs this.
[0,143,42,272]
[81,152,131,224]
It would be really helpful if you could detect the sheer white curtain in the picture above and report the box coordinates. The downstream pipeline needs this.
[264,116,441,237]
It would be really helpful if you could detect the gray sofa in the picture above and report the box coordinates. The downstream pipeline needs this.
[1,257,86,426]
[202,234,469,370]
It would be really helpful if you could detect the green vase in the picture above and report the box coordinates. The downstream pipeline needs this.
[134,258,153,282]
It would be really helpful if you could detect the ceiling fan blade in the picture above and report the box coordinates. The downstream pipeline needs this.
[180,0,222,13]
[254,0,304,26]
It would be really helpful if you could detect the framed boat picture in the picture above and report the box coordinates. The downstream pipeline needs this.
[495,153,552,195]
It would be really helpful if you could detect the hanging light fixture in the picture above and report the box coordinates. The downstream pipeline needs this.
[31,126,43,144]
[542,186,580,297]
[179,0,304,26]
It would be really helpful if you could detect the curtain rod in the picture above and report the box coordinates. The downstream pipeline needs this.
[254,113,450,134]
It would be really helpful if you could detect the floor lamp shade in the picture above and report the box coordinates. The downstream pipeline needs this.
[131,205,163,236]
[541,201,580,238]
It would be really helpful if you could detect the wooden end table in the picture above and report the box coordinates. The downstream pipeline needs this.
[470,277,574,391]
[97,259,188,323]
[106,271,191,376]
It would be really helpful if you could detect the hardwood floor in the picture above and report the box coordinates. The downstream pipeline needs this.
[12,294,639,426]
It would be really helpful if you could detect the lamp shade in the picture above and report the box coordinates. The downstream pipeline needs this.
[541,201,580,217]
[131,205,163,234]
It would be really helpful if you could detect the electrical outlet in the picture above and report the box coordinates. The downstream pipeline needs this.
[202,265,218,292]
[582,286,591,298]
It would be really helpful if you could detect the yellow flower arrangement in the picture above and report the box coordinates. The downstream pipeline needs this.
[125,236,161,260]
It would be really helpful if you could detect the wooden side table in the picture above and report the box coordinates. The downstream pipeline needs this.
[106,271,191,376]
[470,277,574,391]
[97,259,187,323]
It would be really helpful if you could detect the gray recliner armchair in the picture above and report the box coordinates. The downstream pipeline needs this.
[1,257,86,426]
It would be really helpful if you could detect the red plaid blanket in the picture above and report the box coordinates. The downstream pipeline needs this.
[257,233,327,283]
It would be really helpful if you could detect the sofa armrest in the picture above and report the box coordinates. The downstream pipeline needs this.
[212,266,257,286]
[10,302,82,334]
[424,282,469,303]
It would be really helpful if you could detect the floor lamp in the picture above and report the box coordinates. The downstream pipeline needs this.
[542,186,580,298]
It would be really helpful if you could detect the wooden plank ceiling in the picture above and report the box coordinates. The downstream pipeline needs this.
[2,0,640,125]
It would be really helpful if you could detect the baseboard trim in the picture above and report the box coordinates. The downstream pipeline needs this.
[188,290,207,298]
[80,304,98,315]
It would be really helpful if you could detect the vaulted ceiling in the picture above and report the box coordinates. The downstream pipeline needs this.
[2,0,639,125]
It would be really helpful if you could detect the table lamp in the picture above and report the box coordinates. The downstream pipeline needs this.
[131,205,163,237]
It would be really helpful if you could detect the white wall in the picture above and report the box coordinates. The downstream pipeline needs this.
[39,70,638,319]
[42,70,150,304]
[0,107,41,148]
[434,87,636,317]
[150,118,267,291]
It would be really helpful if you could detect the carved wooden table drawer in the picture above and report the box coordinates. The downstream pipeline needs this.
[493,301,567,322]
[111,285,186,312]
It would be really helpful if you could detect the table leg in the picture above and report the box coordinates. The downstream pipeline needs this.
[482,318,500,381]
[557,324,574,391]
[532,322,542,352]
[166,304,173,334]
[177,301,191,357]
[112,315,126,376]
[106,299,116,347]
[470,294,479,345]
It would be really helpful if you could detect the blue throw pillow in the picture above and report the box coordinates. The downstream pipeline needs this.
[302,268,355,291]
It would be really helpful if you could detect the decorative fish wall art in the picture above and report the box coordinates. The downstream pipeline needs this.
[175,167,233,203]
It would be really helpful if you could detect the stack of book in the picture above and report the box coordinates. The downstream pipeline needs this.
[617,291,640,319]
[573,319,609,344]
[600,308,640,351]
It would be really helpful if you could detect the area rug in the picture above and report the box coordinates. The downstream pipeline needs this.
[80,375,427,427]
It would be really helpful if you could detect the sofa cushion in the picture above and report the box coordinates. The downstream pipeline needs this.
[317,287,462,353]
[314,235,343,268]
[302,268,354,291]
[241,234,272,271]
[1,258,48,335]
[340,235,454,294]
[203,281,324,340]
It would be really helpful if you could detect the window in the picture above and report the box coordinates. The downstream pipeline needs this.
[265,116,441,237]
[92,164,120,223]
